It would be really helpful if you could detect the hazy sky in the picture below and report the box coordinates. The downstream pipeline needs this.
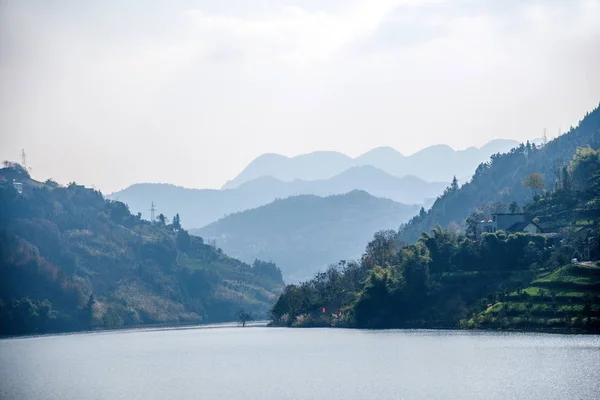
[1,0,599,193]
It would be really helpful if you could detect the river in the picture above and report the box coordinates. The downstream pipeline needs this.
[1,326,599,399]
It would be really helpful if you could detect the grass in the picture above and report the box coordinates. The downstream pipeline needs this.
[464,263,600,332]
[532,264,600,288]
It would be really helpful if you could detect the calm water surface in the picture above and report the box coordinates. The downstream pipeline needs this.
[1,326,599,400]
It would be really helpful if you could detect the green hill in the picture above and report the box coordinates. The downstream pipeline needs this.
[0,165,284,336]
[269,105,600,333]
[399,104,600,244]
[468,263,600,332]
[191,190,420,282]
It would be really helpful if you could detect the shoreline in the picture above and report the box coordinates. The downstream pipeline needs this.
[4,320,598,340]
[0,320,270,341]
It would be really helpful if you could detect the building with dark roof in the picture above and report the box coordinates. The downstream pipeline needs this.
[476,213,542,237]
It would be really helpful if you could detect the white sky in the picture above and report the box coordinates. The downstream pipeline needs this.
[1,0,599,193]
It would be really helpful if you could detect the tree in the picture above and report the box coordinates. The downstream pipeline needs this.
[419,225,456,273]
[236,309,254,327]
[466,211,484,239]
[570,147,600,192]
[444,176,459,196]
[172,213,181,230]
[363,230,398,268]
[451,176,459,192]
[509,201,520,214]
[176,229,191,252]
[400,243,431,297]
[523,172,544,197]
[157,213,167,226]
[559,166,571,193]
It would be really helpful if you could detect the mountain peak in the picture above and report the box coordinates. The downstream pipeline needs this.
[358,146,404,159]
[479,139,520,153]
[223,138,529,189]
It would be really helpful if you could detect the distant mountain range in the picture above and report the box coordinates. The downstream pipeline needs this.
[190,190,420,282]
[223,139,523,189]
[108,166,447,228]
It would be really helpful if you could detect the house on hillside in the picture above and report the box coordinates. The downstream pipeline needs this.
[476,213,542,237]
[12,179,23,194]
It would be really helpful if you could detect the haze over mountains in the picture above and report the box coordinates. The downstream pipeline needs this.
[107,137,539,282]
[191,191,420,282]
[223,139,522,189]
[109,167,446,228]
[110,139,522,229]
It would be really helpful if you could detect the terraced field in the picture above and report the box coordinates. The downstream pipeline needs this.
[464,263,600,332]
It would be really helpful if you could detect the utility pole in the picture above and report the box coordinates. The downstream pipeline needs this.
[150,201,156,223]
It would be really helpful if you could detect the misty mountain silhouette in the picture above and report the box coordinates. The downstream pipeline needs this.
[190,190,420,282]
[108,166,445,228]
[223,139,521,189]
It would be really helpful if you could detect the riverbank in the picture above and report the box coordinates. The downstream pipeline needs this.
[270,263,600,333]
[1,320,270,340]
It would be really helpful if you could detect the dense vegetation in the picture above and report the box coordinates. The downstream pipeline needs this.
[399,104,600,244]
[0,166,284,336]
[469,263,600,331]
[192,190,420,282]
[270,107,600,333]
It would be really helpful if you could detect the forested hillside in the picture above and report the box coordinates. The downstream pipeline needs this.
[192,191,420,282]
[270,106,600,333]
[0,166,284,336]
[399,104,600,244]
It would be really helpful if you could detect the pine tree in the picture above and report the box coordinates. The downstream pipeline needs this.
[451,176,459,192]
[172,213,181,230]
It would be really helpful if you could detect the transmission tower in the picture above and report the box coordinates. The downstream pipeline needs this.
[21,149,27,170]
[542,128,547,146]
[150,201,156,222]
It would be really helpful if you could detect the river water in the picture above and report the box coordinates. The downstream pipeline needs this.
[1,326,599,400]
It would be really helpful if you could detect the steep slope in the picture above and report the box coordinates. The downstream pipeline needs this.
[469,263,600,331]
[224,139,520,189]
[399,104,600,243]
[0,166,284,336]
[269,139,600,332]
[109,167,446,228]
[191,191,420,282]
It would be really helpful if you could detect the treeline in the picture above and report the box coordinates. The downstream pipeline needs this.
[399,103,600,244]
[270,227,576,328]
[0,166,284,336]
[270,131,600,331]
